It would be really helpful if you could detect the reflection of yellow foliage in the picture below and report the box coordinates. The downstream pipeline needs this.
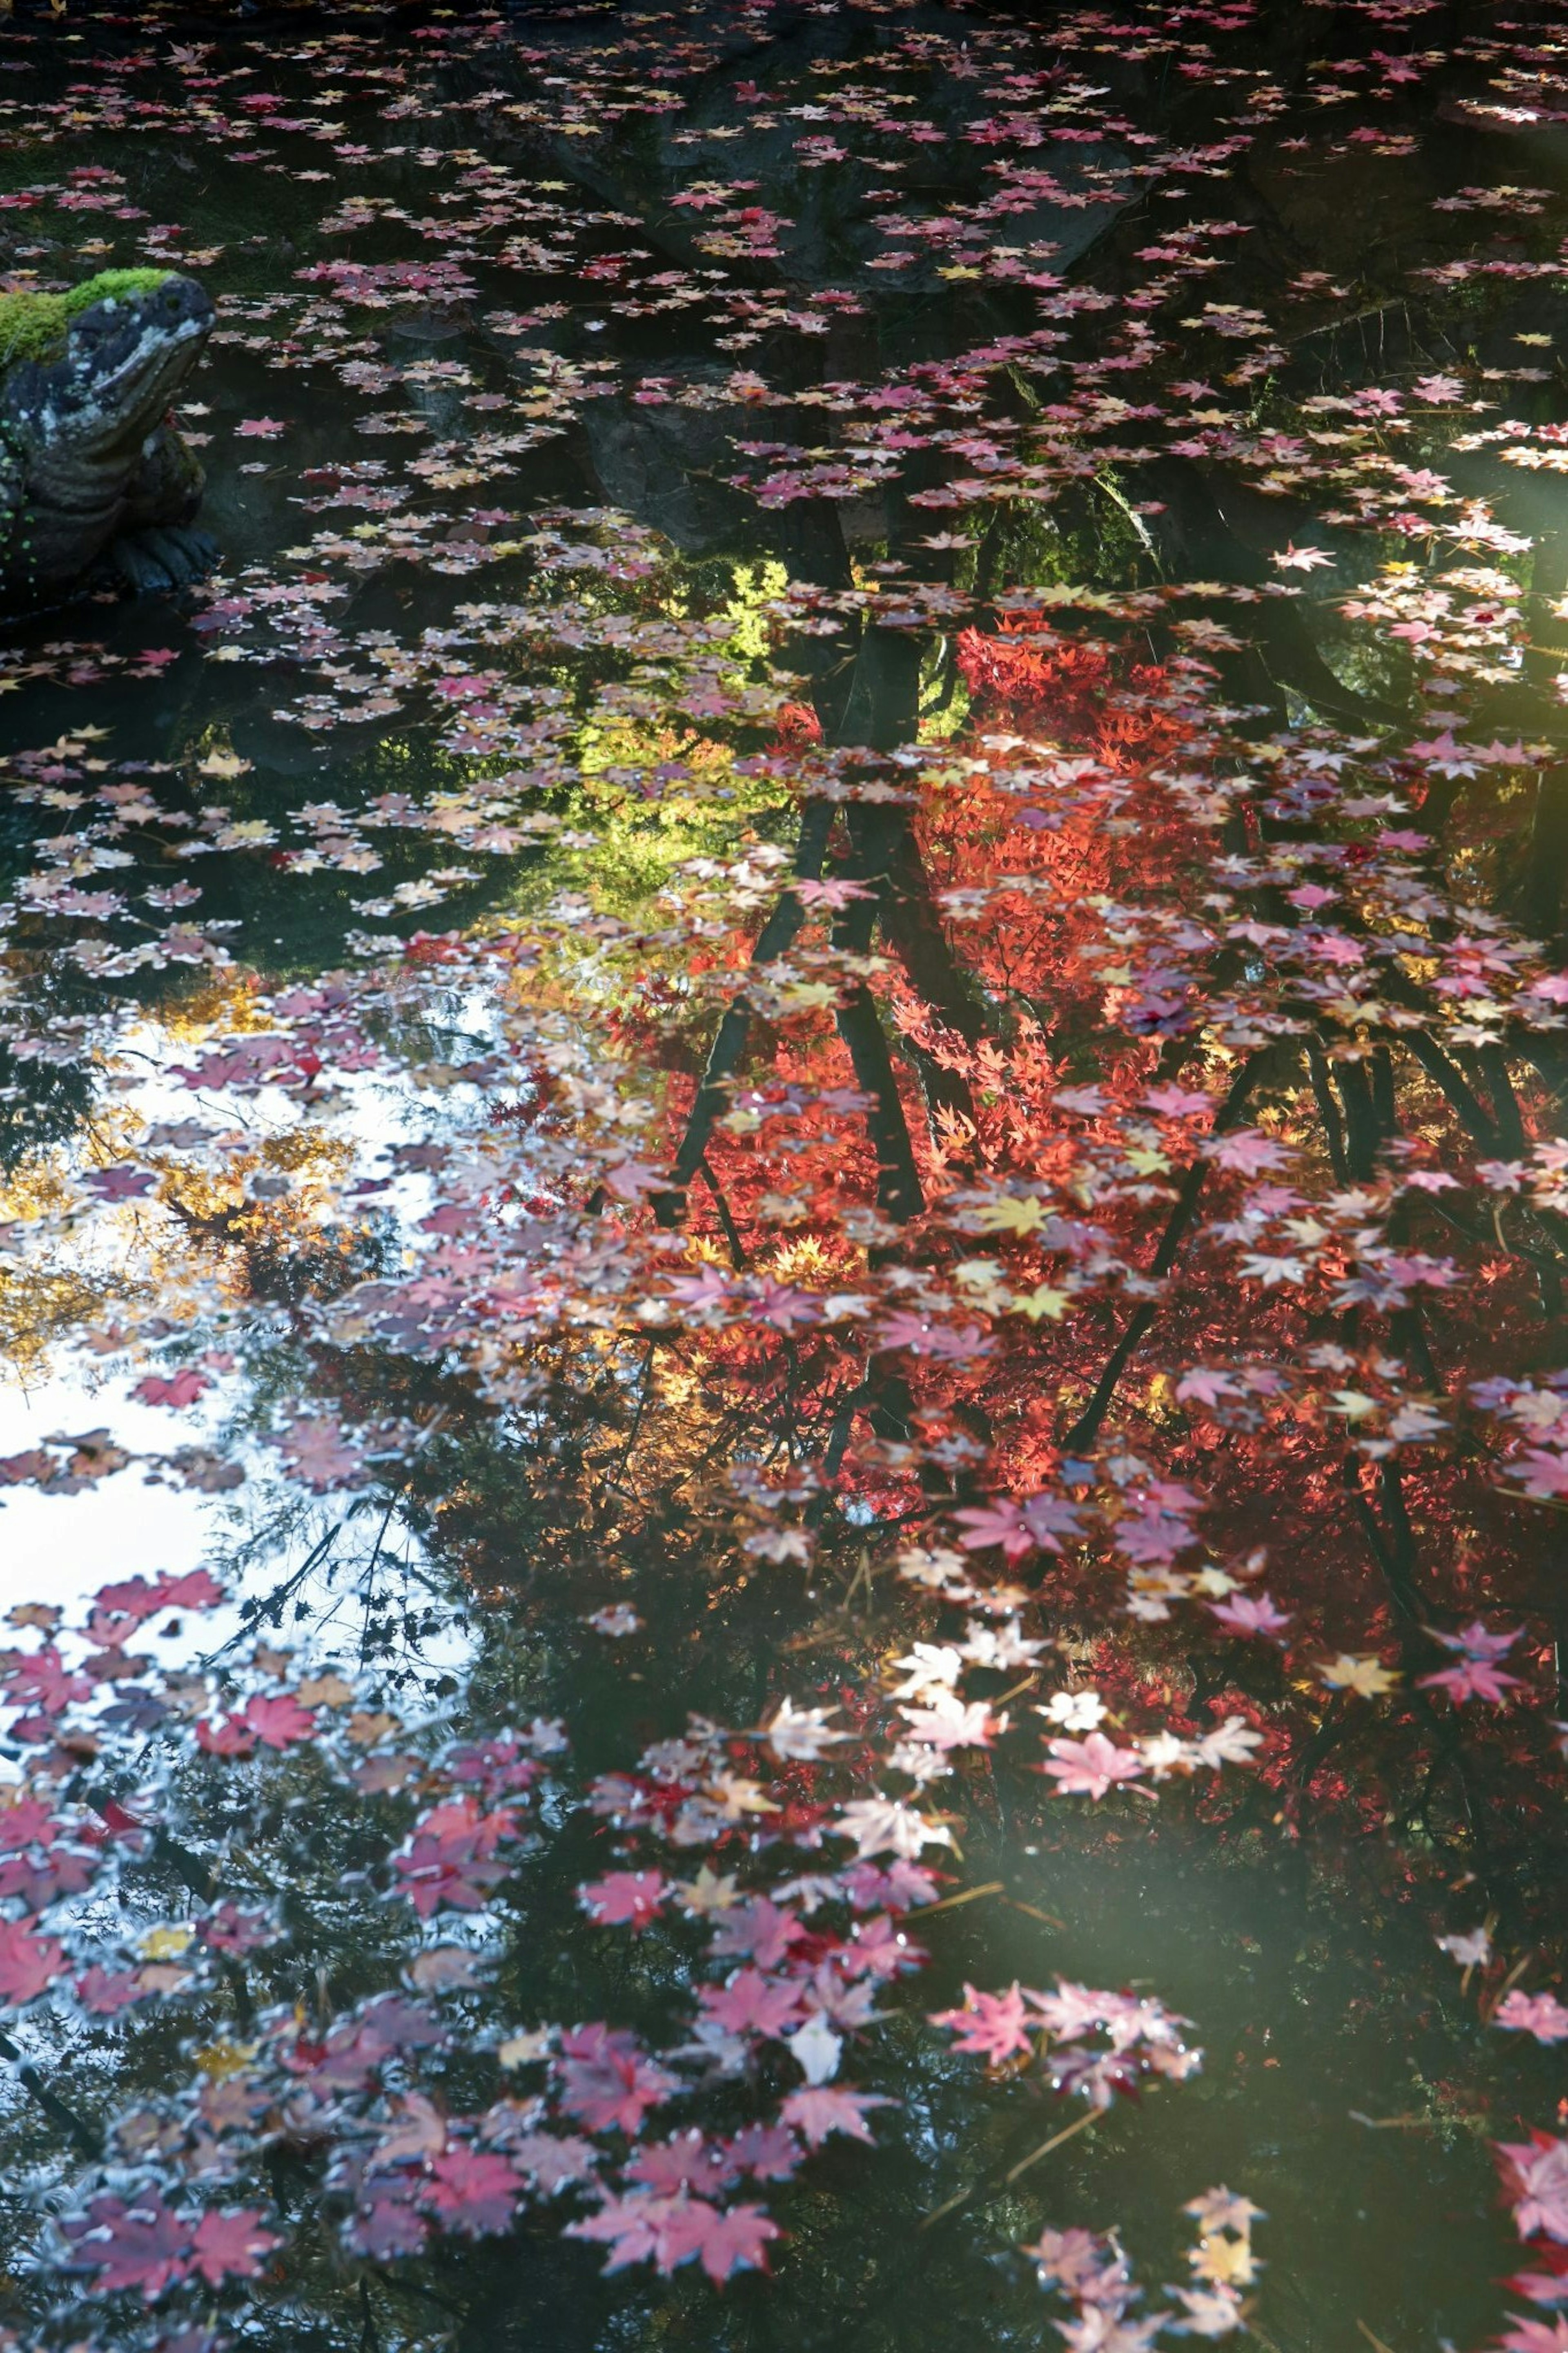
[0,1154,78,1225]
[157,972,275,1043]
[0,1264,118,1389]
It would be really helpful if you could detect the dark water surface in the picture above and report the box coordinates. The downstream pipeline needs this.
[0,5,1565,2350]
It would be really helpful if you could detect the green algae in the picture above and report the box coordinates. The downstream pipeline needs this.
[0,269,174,370]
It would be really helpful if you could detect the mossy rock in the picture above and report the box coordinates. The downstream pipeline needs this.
[0,269,174,370]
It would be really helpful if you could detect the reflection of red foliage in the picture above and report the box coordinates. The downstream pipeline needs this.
[956,618,1188,766]
[957,618,1114,724]
[771,701,823,749]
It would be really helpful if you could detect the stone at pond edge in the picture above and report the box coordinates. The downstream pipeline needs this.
[0,270,217,616]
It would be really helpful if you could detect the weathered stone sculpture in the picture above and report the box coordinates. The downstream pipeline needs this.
[0,268,217,613]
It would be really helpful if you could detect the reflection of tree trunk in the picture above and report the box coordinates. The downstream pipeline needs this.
[836,805,984,1137]
[1137,457,1403,725]
[834,984,925,1223]
[657,798,833,1220]
[666,604,996,1226]
[1063,1046,1277,1450]
[1523,765,1568,940]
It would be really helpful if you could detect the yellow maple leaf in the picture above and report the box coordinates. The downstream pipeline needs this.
[1012,1285,1073,1322]
[139,1925,194,1961]
[706,1774,781,1819]
[498,2029,554,2069]
[673,1864,740,1914]
[972,1195,1048,1236]
[1191,2232,1258,2288]
[296,1673,354,1708]
[1318,1653,1400,1699]
[194,2038,258,2080]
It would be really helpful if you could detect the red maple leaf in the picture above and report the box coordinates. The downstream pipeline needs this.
[0,1917,66,2005]
[240,1693,318,1749]
[189,2206,281,2286]
[421,2148,519,2238]
[556,2023,678,2135]
[61,2193,192,2300]
[579,1870,667,1931]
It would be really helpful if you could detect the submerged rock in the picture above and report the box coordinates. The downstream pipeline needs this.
[0,268,217,614]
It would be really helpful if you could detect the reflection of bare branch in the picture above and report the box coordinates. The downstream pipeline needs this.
[1063,1048,1274,1452]
[0,2028,102,2160]
[1403,1031,1501,1151]
[202,1521,343,1667]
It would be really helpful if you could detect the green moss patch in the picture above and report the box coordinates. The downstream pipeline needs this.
[0,268,174,370]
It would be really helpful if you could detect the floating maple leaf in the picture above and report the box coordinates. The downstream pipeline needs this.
[1496,1992,1568,2046]
[778,2086,894,2149]
[1040,1733,1147,1801]
[930,1981,1036,2066]
[579,1871,667,1931]
[0,1918,66,2006]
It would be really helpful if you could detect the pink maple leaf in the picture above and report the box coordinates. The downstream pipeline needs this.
[61,2193,192,2301]
[709,1896,806,1971]
[1496,1992,1568,2046]
[626,2130,739,2199]
[1417,1659,1521,1704]
[697,1967,802,2040]
[0,1917,66,2005]
[1040,1732,1147,1801]
[778,2085,894,2149]
[952,1493,1082,1558]
[1516,1452,1568,1501]
[75,1965,147,2016]
[1436,1619,1523,1662]
[1143,1084,1215,1118]
[235,416,287,437]
[132,1368,212,1410]
[1208,1592,1292,1639]
[82,1166,158,1201]
[421,2148,519,2238]
[726,2122,804,2181]
[683,2199,782,2285]
[1501,2321,1568,2353]
[393,1797,515,1918]
[1207,1129,1290,1175]
[566,2189,670,2273]
[272,1413,370,1491]
[579,1870,667,1931]
[189,2206,281,2286]
[930,1980,1036,2065]
[1500,2134,1568,2243]
[601,1159,666,1204]
[556,2022,678,2135]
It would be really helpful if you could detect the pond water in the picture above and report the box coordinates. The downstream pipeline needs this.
[0,4,1565,2350]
